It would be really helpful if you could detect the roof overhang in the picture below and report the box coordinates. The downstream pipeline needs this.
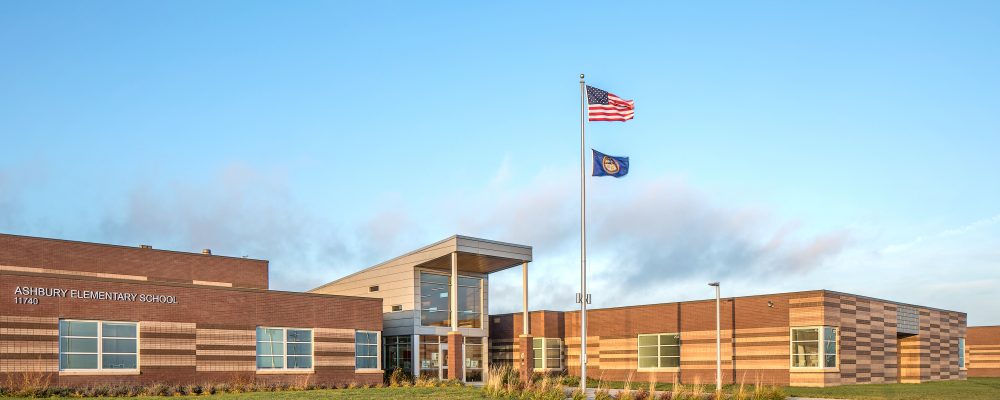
[309,235,533,292]
[415,235,532,275]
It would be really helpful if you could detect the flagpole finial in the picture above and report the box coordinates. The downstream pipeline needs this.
[580,73,585,79]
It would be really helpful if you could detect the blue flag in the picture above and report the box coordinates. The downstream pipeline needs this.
[592,149,629,178]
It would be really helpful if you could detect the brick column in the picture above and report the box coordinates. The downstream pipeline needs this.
[519,334,534,383]
[447,331,464,381]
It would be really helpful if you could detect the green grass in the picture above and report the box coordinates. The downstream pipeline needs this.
[785,377,1000,400]
[4,378,999,400]
[1,386,486,400]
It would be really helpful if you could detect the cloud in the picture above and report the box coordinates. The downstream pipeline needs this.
[454,165,580,252]
[97,163,353,290]
[0,170,18,227]
[880,213,1000,255]
[462,164,852,312]
[0,159,47,230]
[6,157,853,315]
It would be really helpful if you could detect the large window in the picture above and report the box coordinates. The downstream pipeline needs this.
[256,327,313,370]
[959,337,966,369]
[356,331,380,370]
[418,335,442,378]
[532,337,563,370]
[59,320,138,371]
[419,272,483,328]
[457,276,482,328]
[638,333,680,369]
[420,273,450,327]
[465,337,484,382]
[384,335,412,373]
[790,327,837,368]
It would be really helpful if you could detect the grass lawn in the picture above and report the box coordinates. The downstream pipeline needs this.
[785,377,1000,400]
[1,386,487,400]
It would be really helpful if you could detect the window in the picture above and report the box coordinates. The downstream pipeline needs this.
[638,333,680,369]
[369,285,379,292]
[59,320,138,371]
[391,305,403,312]
[384,335,412,373]
[419,272,484,328]
[532,338,563,370]
[457,276,483,328]
[418,335,442,378]
[420,273,450,327]
[790,327,837,368]
[959,337,966,369]
[356,331,380,370]
[465,337,484,382]
[256,327,313,370]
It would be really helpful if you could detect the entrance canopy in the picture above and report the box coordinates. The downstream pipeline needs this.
[415,235,532,275]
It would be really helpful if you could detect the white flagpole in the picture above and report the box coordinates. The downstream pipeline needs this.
[579,73,589,393]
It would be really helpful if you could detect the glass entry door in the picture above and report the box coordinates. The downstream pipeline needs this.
[439,343,449,380]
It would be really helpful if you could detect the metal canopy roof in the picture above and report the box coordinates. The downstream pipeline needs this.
[411,235,532,275]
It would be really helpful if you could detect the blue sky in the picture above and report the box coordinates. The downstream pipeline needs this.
[2,1,998,324]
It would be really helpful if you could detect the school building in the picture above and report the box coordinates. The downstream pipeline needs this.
[0,232,980,388]
[967,326,1000,378]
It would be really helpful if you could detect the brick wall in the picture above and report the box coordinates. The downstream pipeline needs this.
[489,290,967,387]
[0,233,268,289]
[0,272,382,387]
[967,326,1000,377]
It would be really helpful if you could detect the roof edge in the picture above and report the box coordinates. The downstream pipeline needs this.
[310,234,531,293]
[489,289,966,316]
[0,232,268,263]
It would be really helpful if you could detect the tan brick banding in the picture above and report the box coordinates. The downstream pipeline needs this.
[1,265,148,282]
[1,269,382,386]
[0,316,58,373]
[192,280,234,288]
[489,290,967,387]
[143,321,197,368]
[0,233,268,289]
[195,327,252,372]
[314,328,355,368]
[488,338,514,365]
[967,326,1000,377]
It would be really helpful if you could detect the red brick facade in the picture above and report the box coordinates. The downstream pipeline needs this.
[0,234,268,289]
[490,290,967,387]
[967,326,1000,377]
[0,234,383,388]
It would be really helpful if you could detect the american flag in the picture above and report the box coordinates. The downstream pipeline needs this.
[586,85,634,122]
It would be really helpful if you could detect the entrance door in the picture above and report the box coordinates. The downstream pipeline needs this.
[439,343,449,380]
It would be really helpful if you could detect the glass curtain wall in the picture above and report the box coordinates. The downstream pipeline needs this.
[420,273,450,327]
[419,272,483,328]
[457,277,482,328]
[384,335,413,373]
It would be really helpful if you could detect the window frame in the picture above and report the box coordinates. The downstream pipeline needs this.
[417,270,485,328]
[58,319,140,375]
[355,330,382,371]
[383,335,413,372]
[531,337,563,370]
[959,337,966,370]
[255,327,315,374]
[789,326,838,371]
[636,333,681,371]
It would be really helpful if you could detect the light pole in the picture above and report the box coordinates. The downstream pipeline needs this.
[708,282,721,398]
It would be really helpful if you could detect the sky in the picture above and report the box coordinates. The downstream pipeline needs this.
[1,1,998,325]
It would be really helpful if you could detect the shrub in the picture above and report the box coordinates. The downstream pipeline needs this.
[387,367,413,387]
[595,388,615,400]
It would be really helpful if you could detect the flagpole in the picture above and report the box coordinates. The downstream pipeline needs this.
[579,73,588,393]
